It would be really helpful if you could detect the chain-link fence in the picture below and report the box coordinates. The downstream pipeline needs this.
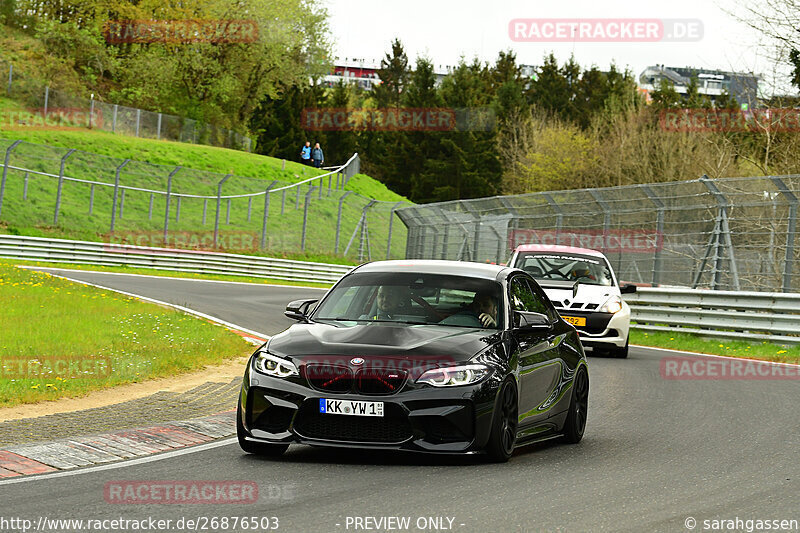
[0,139,410,261]
[1,60,253,152]
[397,175,800,293]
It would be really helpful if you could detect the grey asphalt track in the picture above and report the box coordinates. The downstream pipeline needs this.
[1,269,797,532]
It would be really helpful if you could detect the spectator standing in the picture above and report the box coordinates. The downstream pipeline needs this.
[300,141,311,165]
[311,142,324,168]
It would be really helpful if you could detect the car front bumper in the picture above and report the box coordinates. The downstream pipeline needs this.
[558,305,631,349]
[238,363,502,454]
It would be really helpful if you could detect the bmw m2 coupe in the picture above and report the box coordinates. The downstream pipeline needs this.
[237,260,588,462]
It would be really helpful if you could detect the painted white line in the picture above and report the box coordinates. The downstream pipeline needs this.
[21,268,271,341]
[0,438,237,486]
[632,344,800,369]
[18,265,330,291]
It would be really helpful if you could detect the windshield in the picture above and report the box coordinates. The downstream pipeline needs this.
[514,253,615,287]
[312,272,503,329]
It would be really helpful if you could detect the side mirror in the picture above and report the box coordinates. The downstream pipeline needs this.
[513,311,553,331]
[285,299,318,321]
[620,284,637,294]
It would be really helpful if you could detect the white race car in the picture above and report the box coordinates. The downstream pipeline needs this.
[509,244,636,358]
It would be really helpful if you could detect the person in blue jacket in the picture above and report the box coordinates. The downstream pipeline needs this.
[300,141,311,165]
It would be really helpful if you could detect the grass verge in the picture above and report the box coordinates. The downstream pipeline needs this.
[630,329,800,365]
[0,262,255,407]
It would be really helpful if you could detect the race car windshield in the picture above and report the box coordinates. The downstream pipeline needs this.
[313,272,503,329]
[516,253,614,286]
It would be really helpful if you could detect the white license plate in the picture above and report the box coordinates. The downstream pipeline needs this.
[319,398,384,417]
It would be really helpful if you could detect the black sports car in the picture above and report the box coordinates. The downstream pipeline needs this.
[237,260,588,462]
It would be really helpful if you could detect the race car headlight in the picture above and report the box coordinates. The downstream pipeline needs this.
[254,351,299,378]
[600,296,623,314]
[416,364,491,387]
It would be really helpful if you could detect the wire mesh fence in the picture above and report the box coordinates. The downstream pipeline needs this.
[1,59,253,152]
[0,139,410,261]
[396,175,800,293]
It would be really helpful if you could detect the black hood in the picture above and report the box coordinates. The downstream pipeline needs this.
[266,321,499,364]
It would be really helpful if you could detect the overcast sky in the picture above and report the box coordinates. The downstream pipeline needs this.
[324,0,790,91]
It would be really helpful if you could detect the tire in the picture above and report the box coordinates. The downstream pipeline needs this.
[236,404,289,457]
[561,366,589,444]
[485,381,518,463]
[611,337,629,359]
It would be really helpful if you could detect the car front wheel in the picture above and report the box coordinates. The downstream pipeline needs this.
[485,381,518,462]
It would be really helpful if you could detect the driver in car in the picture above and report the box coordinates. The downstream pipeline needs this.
[364,286,407,320]
[569,265,596,281]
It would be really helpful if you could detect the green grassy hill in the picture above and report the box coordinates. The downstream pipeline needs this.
[0,129,409,263]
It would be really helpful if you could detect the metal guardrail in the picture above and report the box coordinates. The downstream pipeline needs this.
[625,287,800,345]
[0,235,351,285]
[3,234,796,345]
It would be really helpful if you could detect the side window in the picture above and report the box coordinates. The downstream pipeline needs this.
[510,277,547,314]
[510,276,553,318]
[524,278,560,321]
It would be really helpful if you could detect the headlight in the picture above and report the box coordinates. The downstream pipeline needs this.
[600,296,623,314]
[254,351,298,378]
[416,364,491,387]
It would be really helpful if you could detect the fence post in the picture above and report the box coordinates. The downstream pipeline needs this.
[202,198,207,225]
[53,149,77,225]
[112,104,118,133]
[247,196,252,222]
[89,184,94,215]
[641,184,665,286]
[110,159,130,233]
[214,173,232,248]
[281,189,286,215]
[260,181,277,250]
[226,198,231,224]
[149,193,154,220]
[22,172,28,200]
[0,140,23,218]
[300,186,315,251]
[164,166,181,245]
[157,113,162,139]
[335,191,352,254]
[135,109,141,137]
[43,86,49,119]
[281,159,285,171]
[698,176,740,290]
[386,201,405,259]
[771,177,798,292]
[89,95,95,128]
[6,63,11,96]
[120,189,125,219]
[175,196,181,222]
